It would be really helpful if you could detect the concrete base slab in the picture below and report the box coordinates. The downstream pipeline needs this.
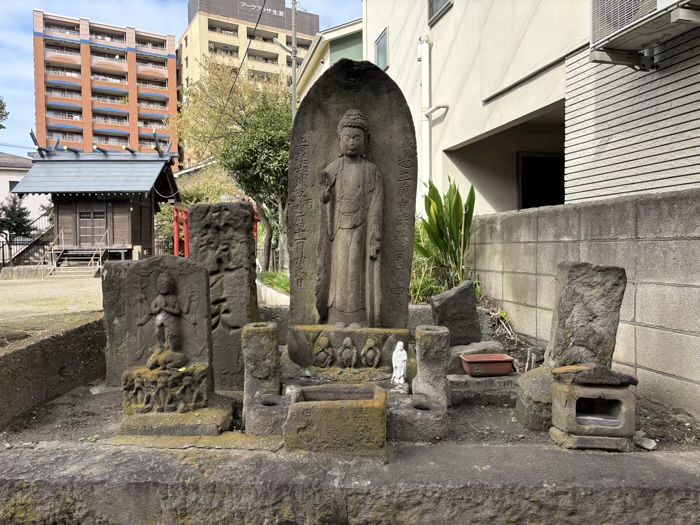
[449,373,520,407]
[550,426,634,452]
[0,441,699,524]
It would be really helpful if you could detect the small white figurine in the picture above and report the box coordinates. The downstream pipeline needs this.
[391,341,408,384]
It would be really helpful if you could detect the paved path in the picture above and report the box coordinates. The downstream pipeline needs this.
[0,277,102,330]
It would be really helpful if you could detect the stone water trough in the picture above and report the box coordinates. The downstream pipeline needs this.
[283,383,387,457]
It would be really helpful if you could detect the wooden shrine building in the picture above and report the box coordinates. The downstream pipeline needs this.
[12,149,179,261]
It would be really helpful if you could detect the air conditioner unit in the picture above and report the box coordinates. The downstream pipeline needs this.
[590,0,700,70]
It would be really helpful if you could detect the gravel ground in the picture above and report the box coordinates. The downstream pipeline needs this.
[0,277,102,331]
[3,380,699,453]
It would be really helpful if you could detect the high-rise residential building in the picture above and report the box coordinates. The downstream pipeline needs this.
[180,0,319,89]
[33,10,178,155]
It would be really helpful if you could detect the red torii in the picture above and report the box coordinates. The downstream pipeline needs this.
[173,203,189,258]
[172,202,260,258]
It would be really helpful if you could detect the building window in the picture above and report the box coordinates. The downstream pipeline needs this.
[185,35,188,48]
[428,0,453,26]
[8,181,19,191]
[185,56,189,68]
[375,28,388,71]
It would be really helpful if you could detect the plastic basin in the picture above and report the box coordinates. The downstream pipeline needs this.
[460,353,514,377]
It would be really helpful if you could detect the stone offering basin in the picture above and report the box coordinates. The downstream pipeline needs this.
[283,383,387,457]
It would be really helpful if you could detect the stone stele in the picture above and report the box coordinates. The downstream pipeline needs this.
[189,202,258,390]
[103,255,213,390]
[431,280,482,345]
[288,59,417,329]
[544,262,627,368]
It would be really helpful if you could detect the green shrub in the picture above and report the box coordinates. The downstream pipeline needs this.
[413,177,476,290]
[258,271,290,295]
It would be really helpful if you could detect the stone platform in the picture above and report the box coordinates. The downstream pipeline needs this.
[1,440,699,524]
[449,373,520,407]
[118,393,234,437]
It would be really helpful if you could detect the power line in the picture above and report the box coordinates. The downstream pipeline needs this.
[200,0,268,160]
[0,142,34,150]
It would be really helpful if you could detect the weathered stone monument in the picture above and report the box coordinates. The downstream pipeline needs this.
[288,59,417,332]
[516,262,628,431]
[285,59,418,382]
[103,256,232,435]
[104,256,213,388]
[431,280,481,345]
[544,262,627,368]
[189,202,258,390]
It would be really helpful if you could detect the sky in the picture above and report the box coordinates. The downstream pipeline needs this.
[0,0,363,156]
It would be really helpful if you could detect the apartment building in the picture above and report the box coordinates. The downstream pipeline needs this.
[33,10,178,155]
[180,0,319,89]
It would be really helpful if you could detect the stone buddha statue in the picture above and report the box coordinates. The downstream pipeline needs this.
[316,109,383,327]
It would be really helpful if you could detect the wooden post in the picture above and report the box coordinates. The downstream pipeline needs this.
[183,210,190,259]
[173,208,180,256]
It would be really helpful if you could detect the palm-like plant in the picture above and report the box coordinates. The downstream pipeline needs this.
[414,178,476,290]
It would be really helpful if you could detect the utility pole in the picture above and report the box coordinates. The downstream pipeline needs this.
[291,0,298,120]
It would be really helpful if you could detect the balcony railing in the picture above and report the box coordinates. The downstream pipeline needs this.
[45,46,81,57]
[249,36,276,44]
[139,140,168,148]
[47,112,82,121]
[93,116,128,125]
[136,41,166,51]
[47,131,83,141]
[250,55,277,64]
[46,68,80,78]
[92,95,127,104]
[137,61,167,70]
[46,90,82,100]
[209,27,238,37]
[91,53,125,63]
[138,121,166,129]
[45,25,79,36]
[94,135,128,146]
[138,101,168,109]
[210,48,239,58]
[137,80,167,89]
[91,33,126,44]
[91,74,128,84]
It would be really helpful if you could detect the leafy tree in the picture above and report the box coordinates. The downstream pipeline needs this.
[155,164,245,254]
[0,195,33,266]
[0,95,8,130]
[219,90,291,271]
[173,57,292,271]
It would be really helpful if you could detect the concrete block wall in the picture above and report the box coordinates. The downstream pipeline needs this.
[471,188,700,417]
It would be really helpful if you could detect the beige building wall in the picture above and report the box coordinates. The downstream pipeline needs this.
[179,11,314,89]
[363,0,589,214]
[0,169,49,220]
